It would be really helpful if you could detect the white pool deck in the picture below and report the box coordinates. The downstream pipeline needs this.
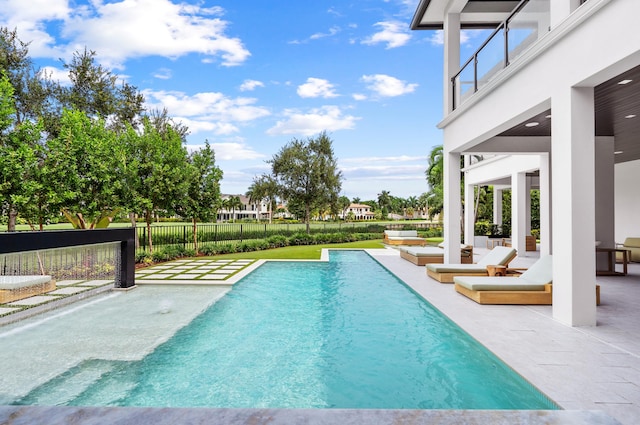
[0,248,635,424]
[367,247,640,425]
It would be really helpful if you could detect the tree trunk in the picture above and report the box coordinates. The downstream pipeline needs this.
[7,205,17,232]
[305,204,311,234]
[146,211,154,253]
[192,218,198,254]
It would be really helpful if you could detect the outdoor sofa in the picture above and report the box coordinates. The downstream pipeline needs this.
[0,275,56,303]
[426,246,517,283]
[383,230,426,246]
[617,237,640,262]
[400,244,473,265]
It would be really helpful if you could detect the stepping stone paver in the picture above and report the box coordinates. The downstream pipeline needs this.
[49,287,90,295]
[56,280,87,286]
[8,295,61,306]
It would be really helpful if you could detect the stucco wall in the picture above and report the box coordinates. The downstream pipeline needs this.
[615,159,640,242]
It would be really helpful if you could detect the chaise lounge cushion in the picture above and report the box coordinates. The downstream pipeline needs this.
[0,275,52,290]
[454,255,553,292]
[618,237,640,262]
[426,246,516,274]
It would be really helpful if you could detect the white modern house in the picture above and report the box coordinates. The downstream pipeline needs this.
[412,0,640,326]
[218,195,269,222]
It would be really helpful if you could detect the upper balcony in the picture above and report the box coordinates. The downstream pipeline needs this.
[412,0,591,111]
[452,0,550,110]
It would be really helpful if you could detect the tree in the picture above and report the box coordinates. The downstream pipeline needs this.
[269,131,342,233]
[49,109,122,228]
[377,190,391,219]
[183,141,223,252]
[123,116,190,251]
[246,174,278,223]
[337,195,351,220]
[0,74,40,231]
[425,145,444,220]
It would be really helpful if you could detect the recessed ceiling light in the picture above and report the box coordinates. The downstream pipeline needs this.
[525,122,539,127]
[625,114,637,119]
[618,79,633,85]
[545,115,552,119]
[615,151,624,154]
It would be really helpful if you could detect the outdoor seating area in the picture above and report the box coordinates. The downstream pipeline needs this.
[383,230,426,246]
[0,275,56,303]
[425,246,517,283]
[399,244,473,265]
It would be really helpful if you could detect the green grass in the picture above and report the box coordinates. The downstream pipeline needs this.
[201,240,386,260]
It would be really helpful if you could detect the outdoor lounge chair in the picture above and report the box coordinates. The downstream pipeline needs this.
[400,244,473,266]
[383,230,426,246]
[0,275,56,303]
[453,255,601,305]
[425,246,517,283]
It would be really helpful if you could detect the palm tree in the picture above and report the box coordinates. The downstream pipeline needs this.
[377,190,391,219]
[246,174,278,223]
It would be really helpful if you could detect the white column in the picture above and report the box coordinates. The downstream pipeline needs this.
[493,188,503,226]
[595,137,615,269]
[551,86,597,326]
[444,150,462,263]
[443,13,460,114]
[511,172,527,256]
[464,181,475,247]
[539,153,551,256]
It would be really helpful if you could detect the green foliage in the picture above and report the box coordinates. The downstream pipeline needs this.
[269,131,343,232]
[475,221,491,236]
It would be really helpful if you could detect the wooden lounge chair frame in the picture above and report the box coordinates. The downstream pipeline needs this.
[455,282,601,305]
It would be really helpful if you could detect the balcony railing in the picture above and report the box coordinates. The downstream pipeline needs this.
[451,0,550,110]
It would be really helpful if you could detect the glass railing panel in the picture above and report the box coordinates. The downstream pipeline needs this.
[475,27,506,91]
[507,0,550,64]
[454,59,476,109]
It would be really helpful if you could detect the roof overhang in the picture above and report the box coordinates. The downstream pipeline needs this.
[411,0,521,30]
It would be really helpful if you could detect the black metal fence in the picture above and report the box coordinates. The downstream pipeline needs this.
[136,222,442,253]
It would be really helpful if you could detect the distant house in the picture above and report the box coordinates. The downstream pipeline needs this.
[218,195,269,222]
[341,203,375,221]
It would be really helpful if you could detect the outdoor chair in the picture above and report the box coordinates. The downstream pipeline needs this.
[426,246,517,283]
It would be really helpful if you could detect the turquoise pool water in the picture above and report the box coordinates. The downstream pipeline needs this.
[15,251,557,409]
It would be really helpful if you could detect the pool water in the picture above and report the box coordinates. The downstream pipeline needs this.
[15,251,557,409]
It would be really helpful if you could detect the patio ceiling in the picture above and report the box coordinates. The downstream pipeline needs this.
[496,64,640,164]
[411,0,521,30]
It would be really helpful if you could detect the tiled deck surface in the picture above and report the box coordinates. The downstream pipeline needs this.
[368,247,640,425]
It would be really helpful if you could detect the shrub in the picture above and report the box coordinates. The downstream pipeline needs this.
[475,221,491,236]
[288,232,315,246]
[266,235,289,248]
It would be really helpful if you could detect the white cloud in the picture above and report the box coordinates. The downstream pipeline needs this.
[362,21,411,49]
[341,155,427,164]
[208,142,265,161]
[361,74,418,97]
[239,79,265,91]
[266,106,359,136]
[153,68,172,80]
[143,89,270,135]
[429,30,472,46]
[297,78,339,99]
[352,93,367,101]
[1,0,250,68]
[39,66,71,85]
[310,26,340,40]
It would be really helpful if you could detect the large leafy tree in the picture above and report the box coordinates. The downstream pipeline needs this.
[0,74,41,231]
[49,109,122,228]
[269,131,343,233]
[183,141,223,252]
[123,116,190,252]
[377,190,391,218]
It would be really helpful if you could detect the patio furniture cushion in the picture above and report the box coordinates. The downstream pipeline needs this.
[0,275,52,290]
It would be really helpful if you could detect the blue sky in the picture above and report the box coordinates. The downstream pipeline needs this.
[1,0,453,201]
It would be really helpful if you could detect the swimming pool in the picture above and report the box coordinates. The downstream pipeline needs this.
[9,251,557,409]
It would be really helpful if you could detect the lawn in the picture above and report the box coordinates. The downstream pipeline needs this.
[202,240,386,260]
